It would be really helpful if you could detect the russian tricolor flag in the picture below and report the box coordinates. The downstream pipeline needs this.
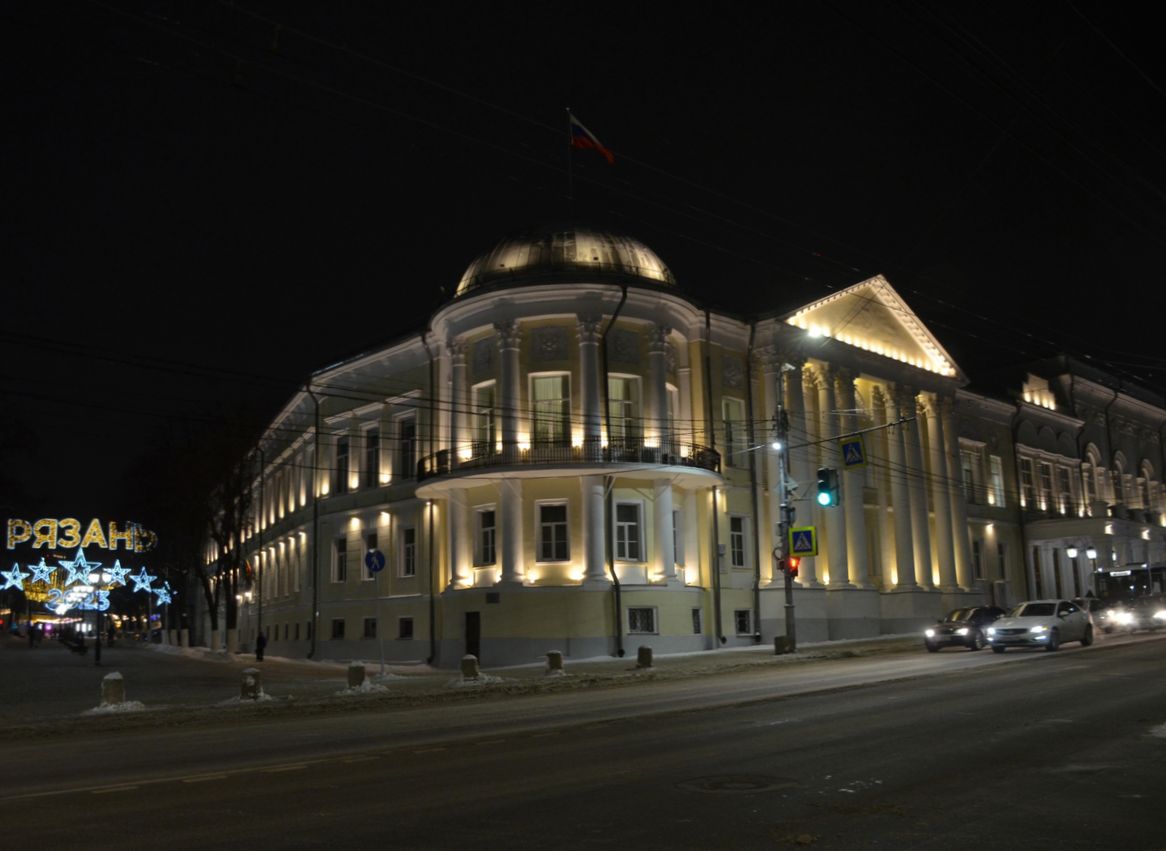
[570,114,615,165]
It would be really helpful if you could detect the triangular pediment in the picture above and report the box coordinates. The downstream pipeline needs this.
[785,275,964,380]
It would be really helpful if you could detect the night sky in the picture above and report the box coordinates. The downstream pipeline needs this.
[5,1,1165,520]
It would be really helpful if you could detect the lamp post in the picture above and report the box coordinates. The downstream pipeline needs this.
[87,566,111,666]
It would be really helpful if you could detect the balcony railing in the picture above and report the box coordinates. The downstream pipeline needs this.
[417,439,721,482]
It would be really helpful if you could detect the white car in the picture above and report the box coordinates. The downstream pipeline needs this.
[986,599,1094,652]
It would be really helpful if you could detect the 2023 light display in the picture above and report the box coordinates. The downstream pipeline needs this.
[2,547,172,615]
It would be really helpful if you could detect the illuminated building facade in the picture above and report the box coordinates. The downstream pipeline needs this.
[202,226,1165,665]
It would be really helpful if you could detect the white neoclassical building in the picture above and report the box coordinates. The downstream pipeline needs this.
[206,225,1166,667]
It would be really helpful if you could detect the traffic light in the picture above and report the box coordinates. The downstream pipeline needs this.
[816,467,840,507]
[786,555,800,579]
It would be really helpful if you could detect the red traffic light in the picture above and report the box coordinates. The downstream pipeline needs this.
[787,556,800,578]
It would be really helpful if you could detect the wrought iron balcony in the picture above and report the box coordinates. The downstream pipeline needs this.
[417,439,721,482]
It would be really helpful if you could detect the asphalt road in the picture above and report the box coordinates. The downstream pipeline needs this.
[5,636,1165,849]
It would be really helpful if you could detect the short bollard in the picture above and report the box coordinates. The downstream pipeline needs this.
[241,667,262,700]
[774,636,794,655]
[546,650,564,673]
[101,671,125,706]
[636,646,653,668]
[347,662,366,689]
[460,654,480,680]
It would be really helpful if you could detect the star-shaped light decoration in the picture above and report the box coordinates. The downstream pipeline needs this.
[1,563,30,591]
[153,581,173,605]
[129,566,156,594]
[104,559,130,588]
[27,557,56,584]
[58,549,99,587]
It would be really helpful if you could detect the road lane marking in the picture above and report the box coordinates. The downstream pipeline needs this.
[263,764,307,773]
[182,774,228,783]
[91,785,139,794]
[414,747,445,754]
[343,756,378,764]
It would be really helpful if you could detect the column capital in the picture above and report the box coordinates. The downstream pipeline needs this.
[446,338,468,363]
[648,323,672,353]
[575,314,603,345]
[494,320,522,350]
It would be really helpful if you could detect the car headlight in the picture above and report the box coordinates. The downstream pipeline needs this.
[956,627,969,635]
[925,628,936,638]
[987,627,996,636]
[1153,610,1166,622]
[1030,625,1048,633]
[1115,611,1134,625]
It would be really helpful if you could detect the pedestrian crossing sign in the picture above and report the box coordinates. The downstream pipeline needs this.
[789,526,818,557]
[840,436,866,468]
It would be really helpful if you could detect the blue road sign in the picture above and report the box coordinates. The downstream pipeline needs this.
[840,436,866,468]
[789,526,818,557]
[364,549,386,573]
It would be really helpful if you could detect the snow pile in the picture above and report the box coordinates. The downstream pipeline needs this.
[83,701,147,716]
[335,679,389,696]
[446,674,505,689]
[217,691,276,705]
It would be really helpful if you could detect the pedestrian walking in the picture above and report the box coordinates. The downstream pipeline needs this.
[255,630,267,662]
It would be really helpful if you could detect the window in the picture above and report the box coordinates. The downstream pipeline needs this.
[628,607,656,634]
[996,542,1006,576]
[538,504,569,562]
[532,375,570,445]
[1058,468,1073,514]
[665,385,679,447]
[1039,462,1053,510]
[729,516,747,568]
[331,619,345,640]
[334,436,350,495]
[363,617,377,639]
[364,427,380,488]
[722,398,746,467]
[401,527,416,577]
[473,383,496,452]
[1020,458,1036,507]
[475,508,496,565]
[364,531,378,580]
[1082,464,1095,506]
[398,416,417,479]
[960,451,978,502]
[972,539,983,579]
[398,617,414,640]
[692,608,702,634]
[673,509,684,565]
[615,502,643,561]
[294,623,300,640]
[332,537,347,583]
[608,376,641,446]
[734,609,752,636]
[989,455,1006,507]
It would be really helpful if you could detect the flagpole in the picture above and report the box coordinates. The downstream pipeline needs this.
[566,107,574,215]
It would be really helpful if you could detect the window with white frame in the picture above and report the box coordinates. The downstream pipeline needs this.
[531,375,570,445]
[960,450,978,502]
[722,398,746,467]
[1057,468,1073,514]
[1020,458,1036,507]
[334,436,350,495]
[729,515,747,568]
[615,502,644,561]
[989,455,1006,507]
[1039,462,1054,510]
[665,384,679,447]
[734,609,752,635]
[538,503,569,562]
[608,376,641,446]
[628,607,657,634]
[673,509,684,565]
[332,537,347,583]
[475,507,496,565]
[364,427,380,488]
[473,382,496,452]
[398,415,417,480]
[401,527,416,577]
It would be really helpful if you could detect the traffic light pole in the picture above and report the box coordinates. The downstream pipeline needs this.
[775,368,796,652]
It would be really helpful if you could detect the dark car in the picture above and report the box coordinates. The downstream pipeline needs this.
[924,606,1006,652]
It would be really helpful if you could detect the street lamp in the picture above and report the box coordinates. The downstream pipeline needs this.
[87,566,111,666]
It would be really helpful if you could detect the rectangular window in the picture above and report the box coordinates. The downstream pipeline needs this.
[960,450,977,502]
[473,383,496,452]
[398,416,417,480]
[363,617,377,639]
[729,516,746,568]
[398,617,414,640]
[364,427,380,488]
[1039,462,1054,510]
[673,509,684,565]
[331,619,345,640]
[538,503,569,562]
[1058,468,1073,514]
[401,527,416,577]
[666,385,679,447]
[475,508,496,565]
[335,436,350,495]
[722,398,746,468]
[628,607,657,634]
[989,455,1006,507]
[608,376,641,446]
[1020,458,1036,508]
[615,502,643,561]
[972,539,983,579]
[332,538,347,583]
[692,608,702,634]
[364,531,378,580]
[996,542,1006,577]
[532,375,570,445]
[294,623,300,640]
[734,609,752,636]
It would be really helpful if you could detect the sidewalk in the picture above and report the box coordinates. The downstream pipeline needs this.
[0,631,919,736]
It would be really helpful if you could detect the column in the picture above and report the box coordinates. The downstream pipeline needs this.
[447,339,468,460]
[836,370,869,588]
[925,395,958,592]
[647,325,670,447]
[499,478,523,584]
[448,489,469,588]
[903,390,933,588]
[942,397,974,589]
[887,386,917,589]
[793,363,820,586]
[581,475,608,584]
[576,315,603,452]
[817,366,848,587]
[495,320,522,460]
[761,352,783,584]
[654,479,676,581]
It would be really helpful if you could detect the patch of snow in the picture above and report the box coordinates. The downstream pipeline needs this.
[1149,722,1166,739]
[447,674,505,688]
[83,701,147,716]
[217,690,275,706]
[335,680,389,696]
